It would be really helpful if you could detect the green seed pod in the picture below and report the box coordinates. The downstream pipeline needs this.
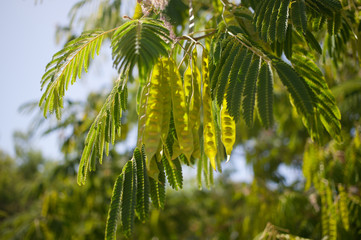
[166,58,194,161]
[202,49,217,170]
[143,61,164,159]
[221,97,236,161]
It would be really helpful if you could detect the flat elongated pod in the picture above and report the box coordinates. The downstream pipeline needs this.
[202,50,217,170]
[221,97,236,161]
[189,49,202,159]
[166,58,194,161]
[143,61,164,159]
[159,59,172,144]
[137,84,149,147]
[184,62,193,106]
[113,92,122,128]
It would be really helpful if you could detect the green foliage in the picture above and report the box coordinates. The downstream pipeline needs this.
[120,160,136,237]
[111,18,172,78]
[162,155,183,190]
[77,78,126,185]
[35,0,361,238]
[149,159,166,209]
[134,147,150,223]
[242,54,260,126]
[257,62,273,128]
[40,30,106,119]
[105,173,123,240]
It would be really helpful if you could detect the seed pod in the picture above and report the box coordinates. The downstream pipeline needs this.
[160,59,172,144]
[221,97,236,161]
[143,61,164,159]
[166,58,194,161]
[202,49,217,170]
[189,49,201,159]
[184,62,193,106]
[137,84,149,147]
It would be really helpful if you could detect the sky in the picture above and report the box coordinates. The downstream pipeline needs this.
[0,0,115,158]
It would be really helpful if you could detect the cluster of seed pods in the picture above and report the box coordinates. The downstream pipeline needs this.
[137,49,236,172]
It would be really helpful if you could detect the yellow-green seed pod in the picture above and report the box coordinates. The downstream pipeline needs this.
[189,49,202,159]
[202,49,217,170]
[184,63,193,106]
[221,97,235,161]
[171,138,182,160]
[133,2,143,20]
[160,59,171,144]
[137,84,149,147]
[143,61,164,160]
[166,58,194,161]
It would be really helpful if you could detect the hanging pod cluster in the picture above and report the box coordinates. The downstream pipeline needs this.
[136,50,237,174]
[137,57,194,164]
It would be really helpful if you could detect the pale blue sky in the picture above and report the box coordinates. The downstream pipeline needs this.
[0,0,116,158]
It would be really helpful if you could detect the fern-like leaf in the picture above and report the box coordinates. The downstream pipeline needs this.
[134,147,150,223]
[291,0,308,34]
[211,38,234,98]
[260,0,277,41]
[276,0,291,42]
[273,61,314,117]
[242,55,261,126]
[149,160,166,209]
[284,24,293,59]
[229,51,253,120]
[216,42,241,106]
[226,47,247,118]
[121,160,137,238]
[318,0,342,11]
[173,158,183,189]
[112,19,171,78]
[267,0,282,42]
[77,79,125,185]
[162,155,183,190]
[304,30,322,54]
[292,48,341,141]
[338,184,350,231]
[255,1,271,35]
[161,154,177,189]
[325,181,337,240]
[40,30,108,119]
[105,172,123,240]
[257,62,274,128]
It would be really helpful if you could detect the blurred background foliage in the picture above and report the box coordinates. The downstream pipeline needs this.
[2,0,361,239]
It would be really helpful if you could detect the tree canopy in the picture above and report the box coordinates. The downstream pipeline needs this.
[9,0,361,239]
